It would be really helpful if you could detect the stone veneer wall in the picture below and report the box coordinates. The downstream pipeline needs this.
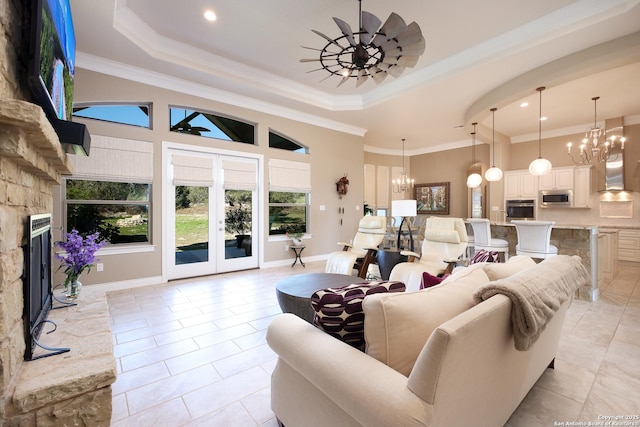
[1,1,114,425]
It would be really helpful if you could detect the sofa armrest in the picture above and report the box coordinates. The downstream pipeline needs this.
[267,313,430,426]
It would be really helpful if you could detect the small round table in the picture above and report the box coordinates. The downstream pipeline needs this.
[275,273,364,323]
[290,245,305,267]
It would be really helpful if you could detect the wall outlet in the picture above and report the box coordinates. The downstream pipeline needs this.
[96,263,104,272]
[285,244,289,251]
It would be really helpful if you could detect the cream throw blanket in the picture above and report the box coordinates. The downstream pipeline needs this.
[473,255,591,351]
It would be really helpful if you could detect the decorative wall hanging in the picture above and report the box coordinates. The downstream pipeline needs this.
[414,182,450,215]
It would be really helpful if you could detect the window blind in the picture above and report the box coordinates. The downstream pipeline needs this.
[268,159,311,192]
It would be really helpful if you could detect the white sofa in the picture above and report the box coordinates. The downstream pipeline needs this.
[266,255,591,427]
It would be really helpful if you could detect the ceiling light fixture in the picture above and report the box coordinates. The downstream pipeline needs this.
[528,87,552,176]
[393,138,414,194]
[300,0,425,87]
[203,10,217,22]
[485,108,503,182]
[566,96,626,165]
[467,123,483,188]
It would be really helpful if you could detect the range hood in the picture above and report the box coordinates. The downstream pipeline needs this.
[604,148,624,191]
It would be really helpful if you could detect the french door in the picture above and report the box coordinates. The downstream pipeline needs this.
[164,146,259,280]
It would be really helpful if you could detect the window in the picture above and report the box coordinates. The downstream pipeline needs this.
[72,103,151,128]
[269,192,308,235]
[269,130,308,153]
[169,107,255,144]
[64,179,151,244]
[268,159,311,236]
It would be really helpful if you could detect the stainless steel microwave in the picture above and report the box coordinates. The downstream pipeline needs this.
[540,190,572,207]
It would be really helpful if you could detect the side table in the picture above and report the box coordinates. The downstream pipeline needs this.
[290,245,305,267]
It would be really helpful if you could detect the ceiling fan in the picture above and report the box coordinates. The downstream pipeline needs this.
[301,0,426,87]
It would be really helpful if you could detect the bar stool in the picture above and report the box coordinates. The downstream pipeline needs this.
[512,220,558,259]
[466,218,509,261]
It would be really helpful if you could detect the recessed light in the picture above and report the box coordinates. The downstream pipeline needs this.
[520,102,529,108]
[540,116,548,121]
[204,9,217,22]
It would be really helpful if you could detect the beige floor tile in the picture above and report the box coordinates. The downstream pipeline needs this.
[120,338,199,372]
[153,321,219,347]
[164,340,240,375]
[193,323,258,349]
[534,359,596,403]
[111,398,191,427]
[126,364,220,415]
[578,386,640,422]
[186,401,258,427]
[112,361,170,395]
[593,361,640,401]
[113,336,157,359]
[507,386,583,427]
[213,344,277,378]
[182,366,271,420]
[241,387,275,425]
[110,392,128,422]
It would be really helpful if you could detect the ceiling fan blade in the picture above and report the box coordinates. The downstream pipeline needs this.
[360,11,382,45]
[299,58,322,62]
[333,17,356,46]
[369,66,387,84]
[383,38,426,57]
[397,55,420,68]
[356,69,368,87]
[395,22,424,47]
[382,55,399,65]
[387,65,406,78]
[372,13,406,46]
[306,68,325,73]
[312,29,344,49]
[302,45,325,52]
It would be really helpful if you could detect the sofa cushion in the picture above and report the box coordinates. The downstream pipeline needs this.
[481,255,536,280]
[363,267,490,376]
[311,281,405,351]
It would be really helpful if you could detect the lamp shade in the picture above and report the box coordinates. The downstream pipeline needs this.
[392,199,417,217]
[529,157,552,176]
[485,166,503,181]
[466,172,483,188]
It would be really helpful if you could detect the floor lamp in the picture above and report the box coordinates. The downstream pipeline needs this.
[392,199,417,252]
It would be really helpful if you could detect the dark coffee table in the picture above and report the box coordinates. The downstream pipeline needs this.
[275,273,365,323]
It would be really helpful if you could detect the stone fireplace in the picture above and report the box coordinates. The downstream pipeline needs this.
[1,1,115,424]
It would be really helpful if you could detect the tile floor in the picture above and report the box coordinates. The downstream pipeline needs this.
[108,261,640,426]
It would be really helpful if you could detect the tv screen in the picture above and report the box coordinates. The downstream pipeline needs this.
[29,0,76,122]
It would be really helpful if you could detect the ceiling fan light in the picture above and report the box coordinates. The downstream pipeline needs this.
[485,167,503,182]
[529,157,552,176]
[467,173,483,188]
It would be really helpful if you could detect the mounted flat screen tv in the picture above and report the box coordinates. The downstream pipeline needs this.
[28,0,91,155]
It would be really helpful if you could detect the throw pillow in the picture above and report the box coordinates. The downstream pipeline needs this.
[311,281,405,351]
[469,249,501,264]
[420,271,448,289]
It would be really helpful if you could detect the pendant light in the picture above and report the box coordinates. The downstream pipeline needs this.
[528,86,552,176]
[484,107,503,181]
[466,122,483,188]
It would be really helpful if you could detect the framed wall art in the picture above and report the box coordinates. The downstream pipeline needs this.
[414,182,450,215]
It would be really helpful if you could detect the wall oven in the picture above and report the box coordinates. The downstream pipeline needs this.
[505,199,535,220]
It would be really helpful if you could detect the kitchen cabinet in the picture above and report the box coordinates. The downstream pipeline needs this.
[504,171,537,199]
[538,167,574,191]
[573,166,591,208]
[618,229,640,262]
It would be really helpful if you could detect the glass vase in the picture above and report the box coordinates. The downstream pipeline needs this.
[66,276,82,300]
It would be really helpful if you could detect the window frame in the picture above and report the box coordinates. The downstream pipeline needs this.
[62,177,152,246]
[169,105,256,144]
[72,102,153,129]
[268,129,309,153]
[268,191,310,236]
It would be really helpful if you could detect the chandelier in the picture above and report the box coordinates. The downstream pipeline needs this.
[567,96,626,164]
[393,138,414,194]
[301,0,425,87]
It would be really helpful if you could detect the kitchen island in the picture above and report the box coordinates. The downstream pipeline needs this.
[488,222,599,302]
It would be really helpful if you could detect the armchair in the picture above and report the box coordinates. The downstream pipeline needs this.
[325,216,387,278]
[389,217,468,291]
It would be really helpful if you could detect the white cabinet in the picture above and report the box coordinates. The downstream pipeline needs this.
[504,171,537,199]
[573,166,591,208]
[538,168,574,190]
[618,229,640,262]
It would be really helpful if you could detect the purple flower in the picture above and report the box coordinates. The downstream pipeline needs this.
[55,229,107,285]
